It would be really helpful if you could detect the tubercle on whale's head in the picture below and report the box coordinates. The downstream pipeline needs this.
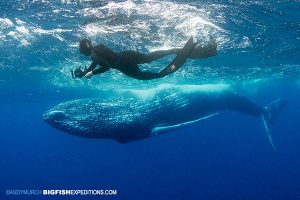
[43,109,67,128]
[43,110,65,121]
[43,108,86,137]
[42,100,108,138]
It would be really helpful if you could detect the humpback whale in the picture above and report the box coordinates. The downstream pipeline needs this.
[43,84,286,150]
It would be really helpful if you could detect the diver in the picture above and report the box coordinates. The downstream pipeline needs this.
[72,37,217,80]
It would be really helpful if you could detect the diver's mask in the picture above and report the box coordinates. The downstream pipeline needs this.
[71,66,87,79]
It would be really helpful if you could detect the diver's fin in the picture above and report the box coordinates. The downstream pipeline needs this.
[159,36,197,77]
[151,113,219,136]
[189,39,217,59]
[261,99,287,152]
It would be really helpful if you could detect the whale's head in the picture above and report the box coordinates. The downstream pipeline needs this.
[43,99,103,138]
[43,98,136,140]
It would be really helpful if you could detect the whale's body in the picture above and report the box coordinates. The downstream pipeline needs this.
[43,84,285,149]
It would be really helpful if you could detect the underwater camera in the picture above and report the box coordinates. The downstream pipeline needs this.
[71,66,87,79]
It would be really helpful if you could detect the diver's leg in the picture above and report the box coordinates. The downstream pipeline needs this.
[126,70,163,80]
[189,41,217,59]
[121,64,163,80]
[136,49,180,64]
[139,43,217,61]
[135,72,163,80]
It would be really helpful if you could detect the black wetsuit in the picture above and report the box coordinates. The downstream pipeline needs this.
[86,44,177,80]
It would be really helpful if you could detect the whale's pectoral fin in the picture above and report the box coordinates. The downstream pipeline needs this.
[262,99,287,152]
[151,113,219,136]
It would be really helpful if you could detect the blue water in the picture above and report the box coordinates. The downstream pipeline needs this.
[1,0,300,199]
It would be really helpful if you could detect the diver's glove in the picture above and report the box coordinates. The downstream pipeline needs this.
[71,66,87,79]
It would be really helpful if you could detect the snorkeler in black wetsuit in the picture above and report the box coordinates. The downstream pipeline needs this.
[73,38,217,80]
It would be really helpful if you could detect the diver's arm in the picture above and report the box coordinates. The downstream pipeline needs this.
[85,66,110,79]
[86,61,97,72]
[92,66,110,75]
[86,53,111,78]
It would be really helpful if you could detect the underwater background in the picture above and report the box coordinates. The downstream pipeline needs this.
[0,0,300,199]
